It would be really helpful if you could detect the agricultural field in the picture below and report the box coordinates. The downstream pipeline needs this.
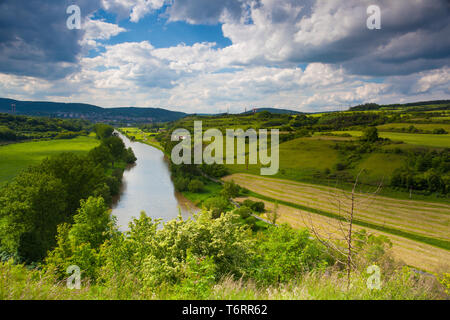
[227,174,450,272]
[376,123,450,132]
[119,127,162,150]
[330,131,450,148]
[236,196,449,273]
[0,134,99,186]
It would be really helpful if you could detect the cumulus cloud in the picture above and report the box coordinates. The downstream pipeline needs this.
[0,0,448,113]
[0,0,104,79]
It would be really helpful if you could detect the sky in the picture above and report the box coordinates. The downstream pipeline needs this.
[0,0,449,114]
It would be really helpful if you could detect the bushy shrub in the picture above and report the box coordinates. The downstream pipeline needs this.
[242,199,265,213]
[252,224,332,283]
[188,179,204,193]
[234,206,252,219]
[203,196,231,218]
[221,180,241,198]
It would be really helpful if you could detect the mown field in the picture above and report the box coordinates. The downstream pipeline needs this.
[0,135,99,186]
[226,174,450,272]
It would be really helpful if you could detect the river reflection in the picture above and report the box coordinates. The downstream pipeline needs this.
[112,132,198,231]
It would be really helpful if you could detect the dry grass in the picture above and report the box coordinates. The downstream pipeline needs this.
[227,174,450,241]
[228,173,450,273]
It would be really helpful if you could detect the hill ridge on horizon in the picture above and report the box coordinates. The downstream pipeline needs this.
[1,97,449,123]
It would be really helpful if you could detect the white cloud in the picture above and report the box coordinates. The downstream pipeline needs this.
[0,0,448,113]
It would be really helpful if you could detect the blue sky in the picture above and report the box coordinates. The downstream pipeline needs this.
[0,0,448,113]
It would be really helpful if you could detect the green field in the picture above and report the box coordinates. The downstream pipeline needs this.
[332,131,450,148]
[0,135,100,186]
[226,137,340,182]
[376,123,450,132]
[119,127,163,150]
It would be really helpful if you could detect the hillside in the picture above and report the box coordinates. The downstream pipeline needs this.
[241,107,304,115]
[350,100,450,111]
[0,98,187,123]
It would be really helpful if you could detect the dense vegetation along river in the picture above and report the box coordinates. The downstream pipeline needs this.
[112,132,197,231]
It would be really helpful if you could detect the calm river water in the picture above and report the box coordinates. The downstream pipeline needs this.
[112,132,197,231]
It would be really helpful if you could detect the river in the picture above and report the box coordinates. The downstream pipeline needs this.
[112,132,197,231]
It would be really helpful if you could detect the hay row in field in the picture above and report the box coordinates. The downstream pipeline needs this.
[236,196,449,273]
[225,174,450,242]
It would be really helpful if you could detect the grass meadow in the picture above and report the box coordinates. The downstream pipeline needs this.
[0,135,99,186]
[332,131,450,148]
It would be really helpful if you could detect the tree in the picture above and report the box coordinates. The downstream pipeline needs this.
[221,180,241,198]
[39,153,108,215]
[203,196,231,219]
[45,197,113,280]
[94,124,114,140]
[361,127,379,143]
[89,144,113,168]
[102,136,126,167]
[305,171,383,290]
[69,197,112,248]
[266,201,280,225]
[188,179,204,193]
[0,170,67,262]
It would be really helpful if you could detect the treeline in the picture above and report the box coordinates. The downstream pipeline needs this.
[391,150,450,195]
[0,113,90,142]
[0,125,136,263]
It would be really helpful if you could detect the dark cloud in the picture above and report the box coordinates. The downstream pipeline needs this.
[166,0,253,24]
[0,0,102,79]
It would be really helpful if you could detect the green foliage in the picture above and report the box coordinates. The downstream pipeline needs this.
[361,127,379,143]
[100,211,255,291]
[252,225,332,284]
[88,144,113,168]
[391,150,449,194]
[242,199,265,213]
[45,197,113,280]
[221,180,241,198]
[0,127,16,141]
[202,196,231,218]
[175,250,217,299]
[124,147,137,164]
[0,170,67,262]
[173,176,190,192]
[187,179,204,193]
[0,147,127,262]
[234,206,252,219]
[94,124,114,140]
[0,113,89,142]
[200,163,229,178]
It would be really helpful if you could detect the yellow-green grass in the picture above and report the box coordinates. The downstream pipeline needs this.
[226,137,340,182]
[223,174,450,249]
[119,128,162,150]
[236,196,449,273]
[354,153,407,185]
[0,136,100,186]
[377,123,450,132]
[333,131,450,148]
